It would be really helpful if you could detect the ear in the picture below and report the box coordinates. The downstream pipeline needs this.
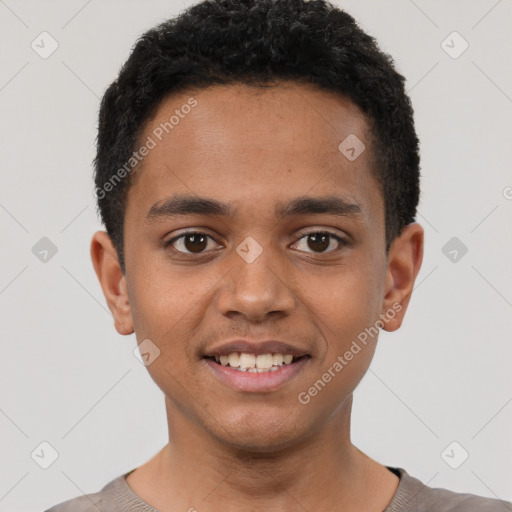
[90,231,134,336]
[381,222,424,332]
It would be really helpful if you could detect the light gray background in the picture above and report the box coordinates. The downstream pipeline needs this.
[1,1,511,511]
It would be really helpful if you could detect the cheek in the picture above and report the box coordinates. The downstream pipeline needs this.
[310,261,384,378]
[129,263,203,335]
[318,263,382,325]
[304,280,380,409]
[127,273,206,395]
[128,267,222,380]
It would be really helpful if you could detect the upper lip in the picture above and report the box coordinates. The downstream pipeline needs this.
[204,340,309,357]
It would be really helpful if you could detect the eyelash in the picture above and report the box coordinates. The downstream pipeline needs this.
[164,229,349,255]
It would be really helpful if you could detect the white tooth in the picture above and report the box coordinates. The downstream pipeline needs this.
[239,353,256,369]
[272,353,284,365]
[228,352,240,367]
[283,354,293,364]
[256,353,273,370]
[270,366,279,372]
[256,368,266,373]
[219,355,229,366]
[215,355,220,363]
[248,368,258,373]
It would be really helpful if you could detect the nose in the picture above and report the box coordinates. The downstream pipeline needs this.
[216,241,296,322]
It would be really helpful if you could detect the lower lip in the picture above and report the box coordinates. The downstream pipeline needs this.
[203,357,310,392]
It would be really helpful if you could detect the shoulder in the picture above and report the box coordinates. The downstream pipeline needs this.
[385,467,512,512]
[44,473,138,512]
[45,493,104,512]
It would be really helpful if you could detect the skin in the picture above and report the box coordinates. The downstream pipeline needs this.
[91,81,423,512]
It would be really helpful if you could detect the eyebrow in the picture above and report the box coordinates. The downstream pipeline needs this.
[144,194,363,223]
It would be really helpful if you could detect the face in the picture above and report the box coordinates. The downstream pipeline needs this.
[92,81,423,452]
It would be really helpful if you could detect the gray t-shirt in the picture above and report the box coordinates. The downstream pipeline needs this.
[45,466,512,511]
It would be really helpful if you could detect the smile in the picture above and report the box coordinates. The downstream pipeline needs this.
[203,353,311,392]
[207,352,306,372]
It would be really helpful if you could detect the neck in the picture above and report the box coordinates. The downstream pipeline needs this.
[127,394,399,511]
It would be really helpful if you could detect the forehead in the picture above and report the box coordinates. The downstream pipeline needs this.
[126,81,382,226]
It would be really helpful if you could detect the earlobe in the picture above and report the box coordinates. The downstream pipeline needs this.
[90,231,134,336]
[381,222,424,332]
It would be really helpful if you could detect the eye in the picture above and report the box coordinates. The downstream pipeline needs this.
[292,231,348,254]
[164,229,349,256]
[165,231,219,254]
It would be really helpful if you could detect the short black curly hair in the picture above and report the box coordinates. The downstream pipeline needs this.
[94,0,420,273]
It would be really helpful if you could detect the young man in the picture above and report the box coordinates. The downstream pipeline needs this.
[46,0,511,510]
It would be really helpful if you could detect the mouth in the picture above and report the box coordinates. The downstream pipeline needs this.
[202,352,311,392]
[204,353,310,372]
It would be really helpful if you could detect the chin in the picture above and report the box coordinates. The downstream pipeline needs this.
[210,410,309,454]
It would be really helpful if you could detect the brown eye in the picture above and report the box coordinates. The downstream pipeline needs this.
[166,232,215,254]
[293,232,347,253]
